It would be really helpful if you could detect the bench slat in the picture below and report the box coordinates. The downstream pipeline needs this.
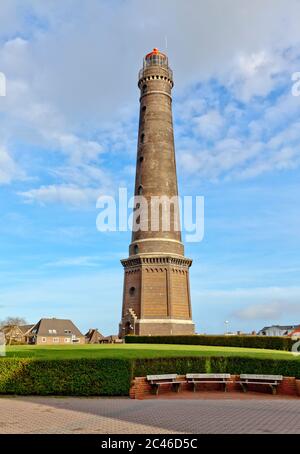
[240,374,283,380]
[147,374,177,381]
[186,373,231,379]
[238,381,279,385]
[189,380,233,384]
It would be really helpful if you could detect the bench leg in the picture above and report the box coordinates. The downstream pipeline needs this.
[151,384,159,396]
[172,383,181,393]
[270,385,277,395]
[193,382,196,393]
[224,382,227,392]
[240,383,247,393]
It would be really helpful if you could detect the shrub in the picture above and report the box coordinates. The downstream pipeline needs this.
[0,358,133,396]
[133,356,300,378]
[125,335,294,351]
[0,355,299,396]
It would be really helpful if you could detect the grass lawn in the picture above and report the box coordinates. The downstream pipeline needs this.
[4,343,300,361]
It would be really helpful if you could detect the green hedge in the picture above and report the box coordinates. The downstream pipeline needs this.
[125,335,293,351]
[134,356,300,378]
[0,358,132,396]
[1,355,299,396]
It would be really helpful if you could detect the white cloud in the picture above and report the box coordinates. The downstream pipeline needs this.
[45,256,101,268]
[0,145,23,184]
[177,76,300,182]
[1,0,300,195]
[18,185,102,207]
[194,110,225,140]
[232,301,300,321]
[226,50,287,101]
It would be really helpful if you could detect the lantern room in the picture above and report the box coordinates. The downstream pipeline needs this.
[143,48,169,69]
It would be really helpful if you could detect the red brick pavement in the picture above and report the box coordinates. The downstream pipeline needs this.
[0,396,299,434]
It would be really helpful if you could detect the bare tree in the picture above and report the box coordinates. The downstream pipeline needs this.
[0,317,27,328]
[0,317,28,346]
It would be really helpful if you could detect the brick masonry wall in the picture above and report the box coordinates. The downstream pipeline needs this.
[130,375,300,399]
[36,336,85,345]
[278,377,298,396]
[171,270,190,319]
[137,322,194,336]
[143,268,168,318]
[123,269,141,319]
[296,380,300,396]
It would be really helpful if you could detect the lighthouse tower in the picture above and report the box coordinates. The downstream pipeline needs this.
[120,49,194,337]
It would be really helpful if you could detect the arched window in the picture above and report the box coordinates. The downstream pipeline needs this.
[140,133,145,143]
[129,286,136,295]
[133,245,139,255]
[142,84,147,93]
[142,106,146,112]
[137,185,143,195]
[139,156,144,163]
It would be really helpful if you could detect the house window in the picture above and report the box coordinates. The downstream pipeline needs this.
[42,337,46,343]
[49,329,57,334]
[64,338,71,343]
[64,330,71,334]
[53,337,59,343]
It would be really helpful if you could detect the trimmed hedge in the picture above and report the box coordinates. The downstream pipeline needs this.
[0,358,132,396]
[125,335,293,351]
[1,355,299,396]
[134,356,300,379]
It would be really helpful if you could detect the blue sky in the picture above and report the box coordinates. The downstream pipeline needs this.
[0,0,300,335]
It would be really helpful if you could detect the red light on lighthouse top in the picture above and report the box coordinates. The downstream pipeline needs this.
[144,48,168,68]
[145,48,166,59]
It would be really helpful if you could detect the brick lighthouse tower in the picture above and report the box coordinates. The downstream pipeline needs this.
[120,48,194,337]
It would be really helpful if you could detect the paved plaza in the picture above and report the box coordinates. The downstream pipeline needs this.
[0,394,299,434]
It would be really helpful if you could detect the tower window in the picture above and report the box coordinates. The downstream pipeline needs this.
[140,133,145,143]
[142,84,147,93]
[139,156,144,163]
[137,185,143,195]
[133,245,139,254]
[129,286,136,295]
[142,106,146,112]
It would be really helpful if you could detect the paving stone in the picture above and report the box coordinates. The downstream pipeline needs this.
[0,395,299,434]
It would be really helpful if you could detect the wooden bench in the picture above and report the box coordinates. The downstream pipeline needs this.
[146,374,183,395]
[237,374,283,395]
[186,373,232,392]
